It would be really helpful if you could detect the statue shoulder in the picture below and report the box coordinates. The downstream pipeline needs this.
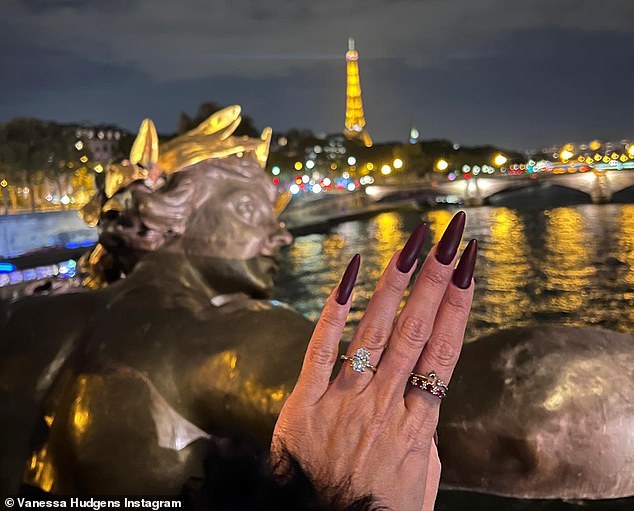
[210,297,314,345]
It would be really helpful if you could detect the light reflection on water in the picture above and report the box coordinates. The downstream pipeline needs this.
[274,204,634,342]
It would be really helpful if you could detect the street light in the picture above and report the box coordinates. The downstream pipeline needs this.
[381,164,392,175]
[435,159,449,172]
[393,158,403,169]
[493,154,507,166]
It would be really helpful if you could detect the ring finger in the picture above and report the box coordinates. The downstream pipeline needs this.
[405,239,477,422]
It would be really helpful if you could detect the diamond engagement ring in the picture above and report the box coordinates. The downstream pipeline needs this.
[408,371,448,399]
[340,347,377,374]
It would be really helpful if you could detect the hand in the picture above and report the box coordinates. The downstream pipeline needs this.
[271,212,477,511]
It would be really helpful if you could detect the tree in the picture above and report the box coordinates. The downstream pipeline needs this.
[176,101,259,138]
[0,118,87,212]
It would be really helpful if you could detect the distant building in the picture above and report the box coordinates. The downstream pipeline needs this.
[74,124,124,163]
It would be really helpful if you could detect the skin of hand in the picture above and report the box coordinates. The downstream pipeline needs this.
[271,215,476,511]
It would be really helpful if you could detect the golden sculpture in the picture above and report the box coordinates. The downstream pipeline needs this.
[78,106,286,288]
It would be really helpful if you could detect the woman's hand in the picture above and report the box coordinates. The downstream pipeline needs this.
[271,212,477,511]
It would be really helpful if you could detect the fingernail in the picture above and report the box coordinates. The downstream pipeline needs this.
[436,211,466,265]
[396,223,427,273]
[336,254,361,305]
[434,430,439,446]
[452,239,478,289]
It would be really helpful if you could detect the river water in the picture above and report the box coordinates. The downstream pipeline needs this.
[274,204,634,509]
[274,203,634,341]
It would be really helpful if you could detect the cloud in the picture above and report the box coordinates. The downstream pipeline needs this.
[4,0,634,81]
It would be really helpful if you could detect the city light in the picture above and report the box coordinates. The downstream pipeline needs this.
[347,156,357,166]
[306,160,315,169]
[80,155,88,163]
[271,165,281,175]
[294,161,303,171]
[75,141,83,150]
[302,175,310,183]
[94,164,104,173]
[628,145,634,157]
[435,159,449,172]
[493,154,507,166]
[393,158,403,169]
[0,179,7,188]
[560,150,574,161]
[289,184,300,194]
[381,164,392,175]
[347,182,356,191]
[366,162,374,171]
[313,184,322,193]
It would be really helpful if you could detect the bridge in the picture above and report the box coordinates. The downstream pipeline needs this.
[365,169,634,206]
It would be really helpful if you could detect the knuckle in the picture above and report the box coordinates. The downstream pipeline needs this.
[396,316,431,348]
[426,335,460,368]
[445,292,472,313]
[381,271,410,296]
[420,267,448,288]
[319,309,345,330]
[358,325,389,350]
[402,417,428,453]
[307,338,337,367]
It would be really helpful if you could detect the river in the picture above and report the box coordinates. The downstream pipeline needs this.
[275,203,634,340]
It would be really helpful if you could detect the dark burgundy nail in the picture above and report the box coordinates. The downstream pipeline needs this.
[396,223,427,273]
[336,254,361,305]
[433,430,439,447]
[452,239,478,289]
[436,211,466,265]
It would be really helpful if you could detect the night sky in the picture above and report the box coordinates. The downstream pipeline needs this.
[1,0,633,150]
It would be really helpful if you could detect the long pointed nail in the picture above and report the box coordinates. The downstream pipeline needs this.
[436,211,466,265]
[396,223,427,273]
[336,254,361,305]
[452,239,478,289]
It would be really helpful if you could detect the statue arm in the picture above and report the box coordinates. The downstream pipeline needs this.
[184,307,314,444]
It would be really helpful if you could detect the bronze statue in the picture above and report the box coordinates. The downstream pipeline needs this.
[438,325,634,500]
[0,108,312,495]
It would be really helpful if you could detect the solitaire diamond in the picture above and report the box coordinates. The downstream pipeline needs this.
[351,348,371,373]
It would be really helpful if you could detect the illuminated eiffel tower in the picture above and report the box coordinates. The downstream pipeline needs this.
[344,38,372,147]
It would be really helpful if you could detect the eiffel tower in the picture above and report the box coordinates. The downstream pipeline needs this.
[344,38,372,147]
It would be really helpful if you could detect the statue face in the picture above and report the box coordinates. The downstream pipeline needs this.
[181,183,292,296]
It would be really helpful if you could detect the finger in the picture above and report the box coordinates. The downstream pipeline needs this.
[421,443,441,511]
[294,254,360,404]
[406,239,477,417]
[334,224,426,391]
[375,212,466,394]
